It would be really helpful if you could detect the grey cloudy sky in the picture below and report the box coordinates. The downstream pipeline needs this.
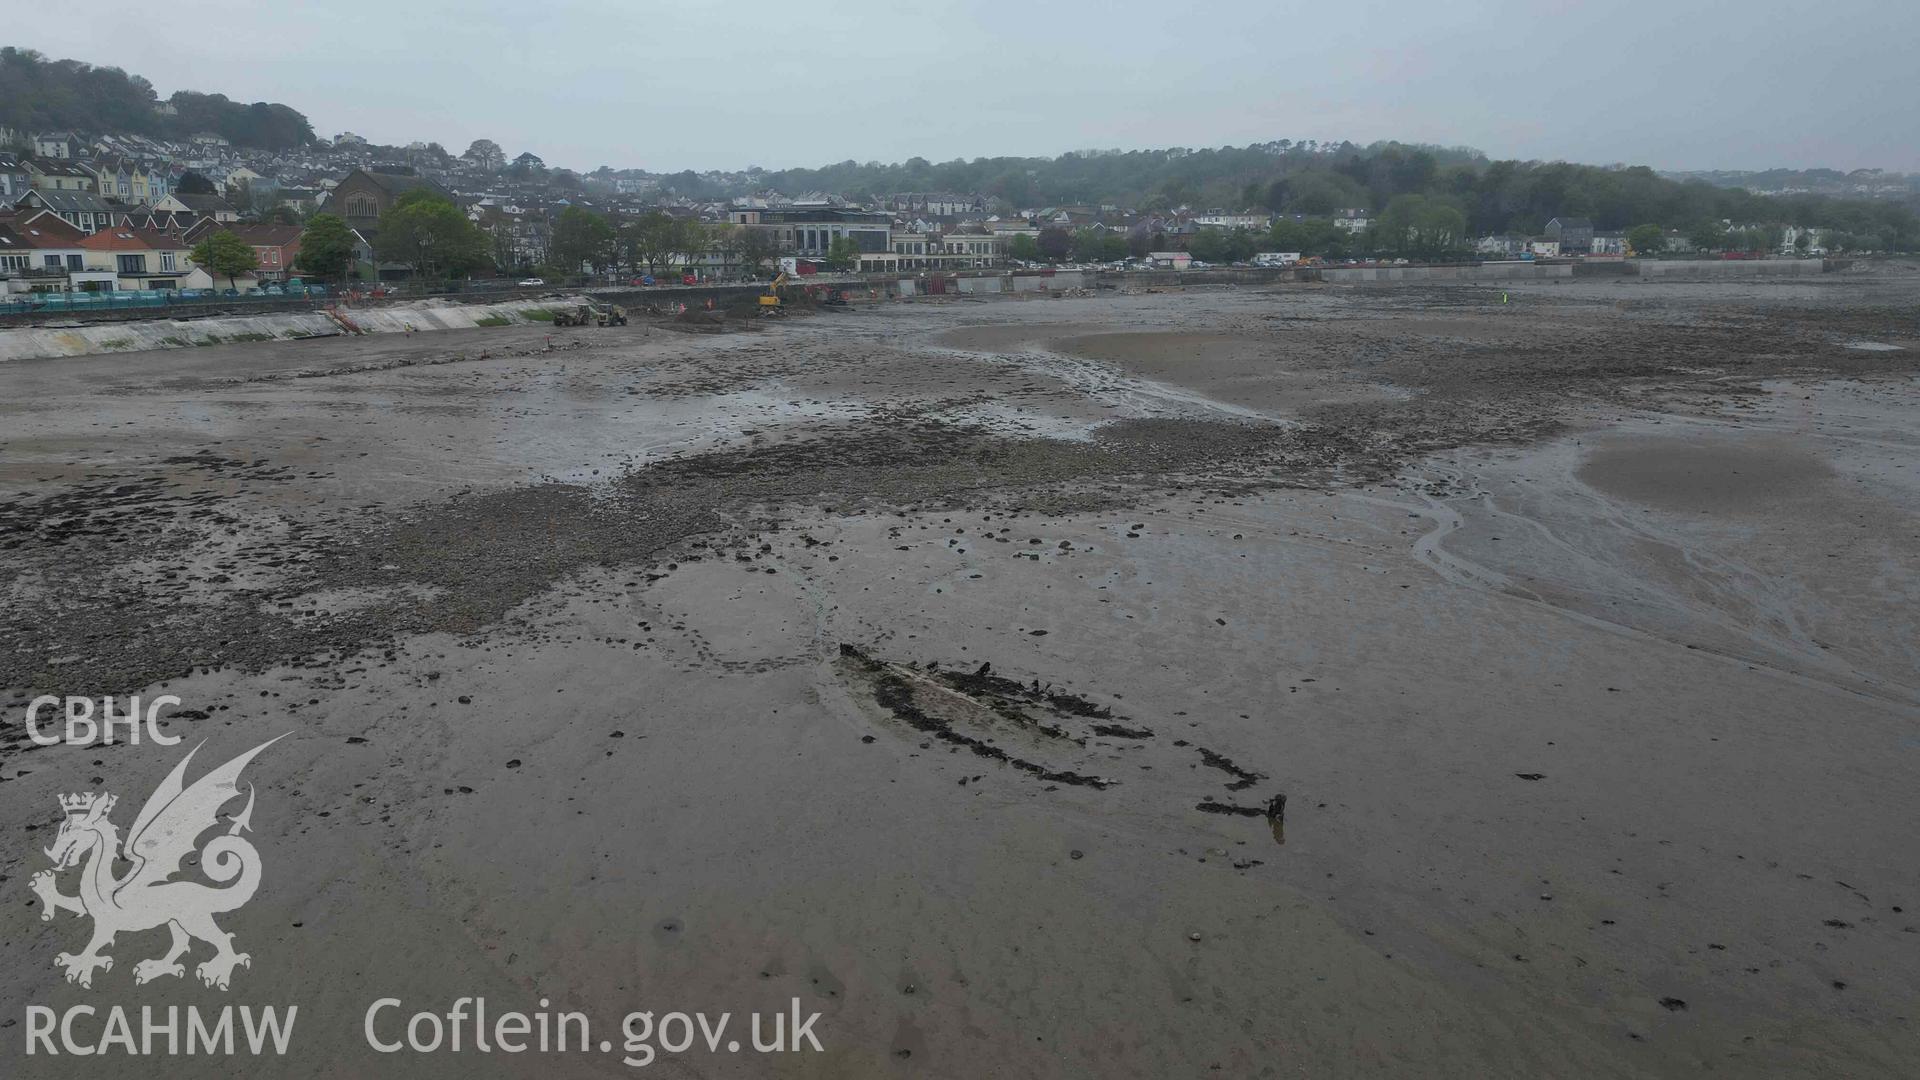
[17,0,1920,173]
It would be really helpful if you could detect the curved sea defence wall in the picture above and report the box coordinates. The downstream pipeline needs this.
[0,296,588,363]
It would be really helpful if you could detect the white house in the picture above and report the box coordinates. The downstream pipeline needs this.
[0,153,30,205]
[224,166,265,195]
[0,212,90,282]
[1781,226,1827,255]
[1476,234,1528,257]
[33,131,81,159]
[1191,211,1270,230]
[12,189,119,234]
[1589,232,1629,256]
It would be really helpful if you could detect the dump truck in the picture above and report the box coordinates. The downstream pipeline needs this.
[552,303,626,327]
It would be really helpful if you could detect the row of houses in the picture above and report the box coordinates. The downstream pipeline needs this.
[4,129,1380,278]
[0,202,308,293]
[25,131,1792,282]
[1475,217,1828,258]
[0,150,188,208]
[0,135,390,291]
[1474,218,1626,258]
[0,204,305,290]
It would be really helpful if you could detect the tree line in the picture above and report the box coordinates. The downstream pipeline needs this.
[0,48,315,150]
[1014,143,1917,261]
[281,198,799,284]
[691,141,1917,254]
[541,208,796,279]
[1017,189,1907,267]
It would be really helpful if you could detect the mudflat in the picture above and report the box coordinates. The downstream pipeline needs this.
[2,270,1917,1078]
[1578,436,1836,513]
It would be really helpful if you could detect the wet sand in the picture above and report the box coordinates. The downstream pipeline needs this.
[1578,435,1836,514]
[1049,330,1407,416]
[2,274,1918,1078]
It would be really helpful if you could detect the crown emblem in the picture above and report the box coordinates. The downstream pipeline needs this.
[58,792,105,815]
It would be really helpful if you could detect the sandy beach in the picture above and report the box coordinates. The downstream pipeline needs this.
[2,271,1917,1078]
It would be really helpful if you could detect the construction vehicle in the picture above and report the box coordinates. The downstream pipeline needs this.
[550,304,593,327]
[758,272,790,315]
[597,304,627,327]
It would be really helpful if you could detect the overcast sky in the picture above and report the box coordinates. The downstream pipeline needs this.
[15,0,1919,173]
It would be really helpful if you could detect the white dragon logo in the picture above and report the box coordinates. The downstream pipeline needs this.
[29,736,283,991]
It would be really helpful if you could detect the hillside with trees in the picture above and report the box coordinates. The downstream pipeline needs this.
[0,47,314,149]
[744,141,1486,211]
[617,140,1914,255]
[3,45,1909,254]
[1663,167,1917,199]
[718,141,1916,251]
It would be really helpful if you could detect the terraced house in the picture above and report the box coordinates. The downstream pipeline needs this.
[81,156,165,203]
[222,223,302,281]
[0,153,30,205]
[0,223,34,282]
[157,191,241,223]
[11,189,119,234]
[84,157,135,201]
[30,131,81,159]
[21,157,95,193]
[77,226,194,291]
[0,211,88,285]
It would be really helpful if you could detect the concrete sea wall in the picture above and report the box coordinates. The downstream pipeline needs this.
[1318,259,1828,284]
[892,271,1089,298]
[0,296,589,363]
[1318,263,1574,284]
[1633,259,1827,278]
[0,258,1836,362]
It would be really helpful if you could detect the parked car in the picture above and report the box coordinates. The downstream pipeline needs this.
[517,277,545,287]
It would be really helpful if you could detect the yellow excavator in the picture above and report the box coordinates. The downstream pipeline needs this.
[758,271,790,314]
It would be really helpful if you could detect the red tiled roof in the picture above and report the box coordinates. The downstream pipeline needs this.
[0,211,87,247]
[78,226,192,252]
[223,224,302,246]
